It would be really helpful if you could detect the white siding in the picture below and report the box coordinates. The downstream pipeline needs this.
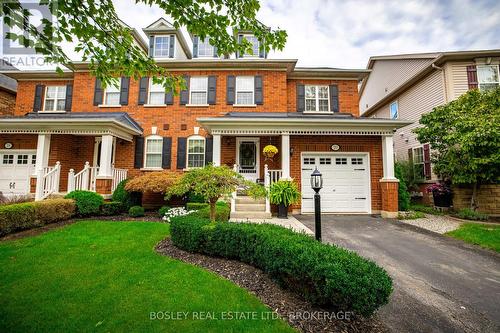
[360,58,435,114]
[443,61,473,102]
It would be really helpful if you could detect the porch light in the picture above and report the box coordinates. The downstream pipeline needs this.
[310,167,323,241]
[310,167,323,193]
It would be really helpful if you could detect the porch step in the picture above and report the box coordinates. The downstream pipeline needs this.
[230,211,272,220]
[235,203,266,212]
[236,196,266,204]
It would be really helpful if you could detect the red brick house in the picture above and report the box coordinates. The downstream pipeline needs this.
[0,18,409,218]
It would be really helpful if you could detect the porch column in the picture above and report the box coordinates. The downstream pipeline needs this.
[98,134,114,177]
[381,135,397,180]
[380,135,399,218]
[281,133,290,179]
[212,134,221,166]
[35,134,51,173]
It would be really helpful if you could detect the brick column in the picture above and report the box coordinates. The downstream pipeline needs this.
[380,179,399,218]
[95,178,112,195]
[29,176,37,194]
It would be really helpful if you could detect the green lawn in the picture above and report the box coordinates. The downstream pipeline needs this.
[0,221,294,333]
[446,223,500,252]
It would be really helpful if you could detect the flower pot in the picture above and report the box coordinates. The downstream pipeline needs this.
[278,203,288,218]
[433,192,452,208]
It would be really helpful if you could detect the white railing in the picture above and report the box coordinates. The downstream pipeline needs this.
[231,164,237,213]
[264,164,271,213]
[268,169,282,185]
[112,167,127,192]
[89,166,99,192]
[35,161,61,201]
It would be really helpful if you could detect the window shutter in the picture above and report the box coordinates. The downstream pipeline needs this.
[236,35,243,58]
[138,77,148,105]
[423,144,431,180]
[161,137,172,169]
[93,79,103,106]
[254,75,263,105]
[165,90,173,105]
[296,84,305,112]
[226,75,235,105]
[176,137,187,169]
[169,34,175,58]
[149,36,154,57]
[466,65,478,90]
[179,75,189,105]
[134,137,144,169]
[407,148,414,179]
[119,77,130,105]
[192,36,198,58]
[65,84,73,111]
[329,85,339,112]
[33,84,44,112]
[207,76,217,105]
[205,137,213,165]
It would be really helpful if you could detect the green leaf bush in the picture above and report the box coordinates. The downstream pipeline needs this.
[395,162,410,211]
[112,179,141,211]
[170,215,393,317]
[128,205,145,217]
[0,199,75,236]
[186,202,209,211]
[269,180,300,207]
[455,208,488,221]
[64,191,104,217]
[191,202,229,222]
[158,205,171,218]
[100,201,123,216]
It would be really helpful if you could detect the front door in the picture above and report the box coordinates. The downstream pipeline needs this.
[236,138,259,182]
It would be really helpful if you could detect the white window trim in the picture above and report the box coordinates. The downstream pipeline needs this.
[42,86,66,112]
[102,82,121,106]
[143,135,163,169]
[148,78,166,105]
[153,35,174,59]
[189,76,209,105]
[477,65,500,91]
[412,146,424,179]
[303,85,330,113]
[235,76,255,106]
[242,34,260,58]
[196,37,215,58]
[186,135,206,169]
[390,100,399,119]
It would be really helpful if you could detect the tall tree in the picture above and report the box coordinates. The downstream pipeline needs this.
[415,87,500,209]
[1,0,287,89]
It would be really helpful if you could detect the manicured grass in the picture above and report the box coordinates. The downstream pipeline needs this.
[446,223,500,252]
[0,221,294,333]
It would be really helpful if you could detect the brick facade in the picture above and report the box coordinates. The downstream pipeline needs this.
[0,89,16,117]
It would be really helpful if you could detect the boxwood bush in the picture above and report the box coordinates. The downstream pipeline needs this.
[0,199,75,236]
[129,205,145,217]
[158,205,171,218]
[100,201,123,216]
[170,216,392,317]
[65,191,104,217]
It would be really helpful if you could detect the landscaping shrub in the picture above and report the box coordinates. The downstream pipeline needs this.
[0,199,75,235]
[158,205,171,218]
[128,205,145,217]
[112,179,141,211]
[100,201,123,216]
[65,191,104,217]
[191,201,229,222]
[455,208,489,221]
[397,211,425,220]
[186,202,209,210]
[162,207,195,222]
[409,204,445,215]
[187,191,205,203]
[395,162,410,211]
[0,193,33,205]
[170,216,393,317]
[124,172,178,193]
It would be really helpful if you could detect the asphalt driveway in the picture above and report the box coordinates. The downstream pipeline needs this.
[295,215,500,333]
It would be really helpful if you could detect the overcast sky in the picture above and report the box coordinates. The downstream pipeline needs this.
[112,0,500,69]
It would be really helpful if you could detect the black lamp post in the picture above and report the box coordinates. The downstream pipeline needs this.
[310,167,323,241]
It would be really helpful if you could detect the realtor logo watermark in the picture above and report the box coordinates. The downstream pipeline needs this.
[1,0,56,68]
[149,310,354,321]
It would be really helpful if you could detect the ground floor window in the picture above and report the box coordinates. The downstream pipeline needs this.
[187,137,205,168]
[413,147,425,179]
[144,136,163,168]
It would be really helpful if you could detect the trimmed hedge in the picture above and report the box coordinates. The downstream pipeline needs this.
[0,199,75,236]
[170,216,393,317]
[100,201,123,216]
[186,202,208,210]
[64,191,104,216]
[129,206,145,217]
[191,202,230,222]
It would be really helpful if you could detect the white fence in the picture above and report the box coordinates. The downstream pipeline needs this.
[35,161,61,201]
[68,162,127,193]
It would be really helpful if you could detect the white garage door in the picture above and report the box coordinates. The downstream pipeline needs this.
[301,154,371,213]
[0,150,36,196]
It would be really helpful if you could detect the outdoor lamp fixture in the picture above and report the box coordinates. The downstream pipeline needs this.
[310,167,323,241]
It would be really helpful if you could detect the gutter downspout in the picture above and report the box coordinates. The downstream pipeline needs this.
[432,62,449,103]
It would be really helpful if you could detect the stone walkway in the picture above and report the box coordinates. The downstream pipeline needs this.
[229,215,314,235]
[398,214,462,234]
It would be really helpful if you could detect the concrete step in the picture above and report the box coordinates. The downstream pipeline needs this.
[231,211,272,220]
[236,196,266,204]
[235,203,266,212]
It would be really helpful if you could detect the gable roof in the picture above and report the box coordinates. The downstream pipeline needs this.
[142,18,192,58]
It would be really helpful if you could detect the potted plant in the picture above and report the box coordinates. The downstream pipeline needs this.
[426,183,452,208]
[263,145,278,159]
[269,180,301,218]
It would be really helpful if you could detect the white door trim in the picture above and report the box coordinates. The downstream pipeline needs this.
[300,151,372,214]
[236,137,260,181]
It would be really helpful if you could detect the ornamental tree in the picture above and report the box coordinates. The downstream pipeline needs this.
[1,0,287,89]
[414,87,500,209]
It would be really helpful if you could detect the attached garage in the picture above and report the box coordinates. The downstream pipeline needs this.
[301,153,371,214]
[0,150,36,196]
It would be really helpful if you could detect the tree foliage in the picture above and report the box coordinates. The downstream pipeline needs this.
[415,87,500,208]
[1,0,287,89]
[124,171,179,193]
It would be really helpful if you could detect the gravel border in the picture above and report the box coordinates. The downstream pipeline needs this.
[398,214,462,234]
[156,238,388,333]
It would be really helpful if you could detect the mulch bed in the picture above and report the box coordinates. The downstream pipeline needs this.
[156,238,388,333]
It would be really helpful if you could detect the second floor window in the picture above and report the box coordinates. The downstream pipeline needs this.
[144,136,163,168]
[305,85,329,112]
[43,86,66,111]
[197,38,214,57]
[149,81,165,105]
[236,76,254,105]
[243,35,259,57]
[477,65,499,91]
[187,137,205,168]
[154,36,170,57]
[104,83,121,106]
[390,101,399,119]
[190,77,208,104]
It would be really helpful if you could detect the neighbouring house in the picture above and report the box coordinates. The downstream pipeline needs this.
[0,18,410,218]
[0,73,17,117]
[359,49,500,213]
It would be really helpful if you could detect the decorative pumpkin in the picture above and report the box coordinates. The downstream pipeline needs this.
[263,145,278,159]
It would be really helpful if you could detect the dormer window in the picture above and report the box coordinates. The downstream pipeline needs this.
[153,35,172,58]
[242,35,259,57]
[197,37,215,57]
